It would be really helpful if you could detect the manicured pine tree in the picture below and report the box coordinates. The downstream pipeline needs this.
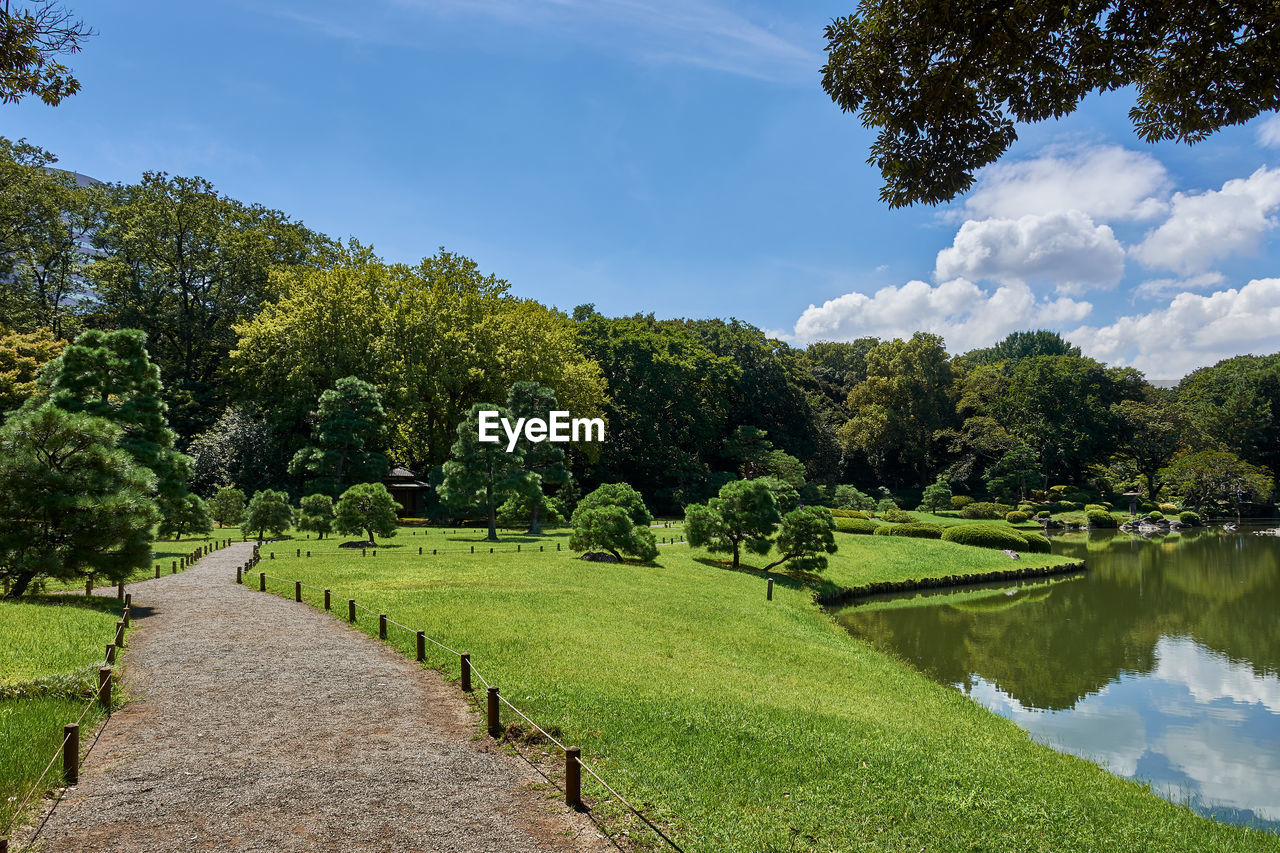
[0,403,159,599]
[245,489,293,542]
[208,486,247,528]
[438,404,532,542]
[288,376,388,497]
[334,483,400,546]
[685,479,780,568]
[297,493,336,539]
[505,381,569,534]
[568,483,658,562]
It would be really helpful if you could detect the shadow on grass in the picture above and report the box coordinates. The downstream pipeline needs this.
[692,557,843,600]
[18,594,155,620]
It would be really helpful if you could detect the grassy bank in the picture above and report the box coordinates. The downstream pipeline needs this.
[0,596,124,831]
[241,525,1278,852]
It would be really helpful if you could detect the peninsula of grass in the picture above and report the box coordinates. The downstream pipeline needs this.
[0,596,125,831]
[245,524,1278,852]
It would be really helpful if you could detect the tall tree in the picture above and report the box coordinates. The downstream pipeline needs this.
[1112,395,1191,499]
[438,404,532,541]
[41,328,192,527]
[822,0,1280,206]
[0,403,157,599]
[88,172,325,436]
[0,1,93,105]
[288,376,387,497]
[1160,450,1273,519]
[840,333,957,486]
[1178,355,1280,474]
[684,479,781,569]
[185,404,285,497]
[505,381,569,534]
[963,331,1082,368]
[0,325,63,412]
[334,482,399,546]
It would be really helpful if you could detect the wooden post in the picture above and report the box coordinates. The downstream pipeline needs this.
[155,565,161,579]
[114,621,125,648]
[565,747,581,809]
[236,566,242,584]
[122,607,130,628]
[348,599,356,623]
[297,548,301,557]
[361,548,366,557]
[416,631,425,662]
[471,546,474,554]
[64,723,79,785]
[125,592,131,608]
[433,549,437,555]
[295,581,302,602]
[373,550,377,557]
[767,578,773,601]
[172,560,177,573]
[117,581,125,601]
[487,687,501,737]
[98,667,112,709]
[557,543,561,551]
[259,572,265,592]
[270,552,274,560]
[105,643,115,665]
[419,546,422,555]
[461,654,471,692]
[307,551,311,558]
[517,544,520,553]
[324,589,331,610]
[379,614,387,640]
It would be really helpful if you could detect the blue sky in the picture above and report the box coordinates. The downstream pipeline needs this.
[6,0,1280,379]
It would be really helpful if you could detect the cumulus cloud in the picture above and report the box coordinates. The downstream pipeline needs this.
[789,278,1092,353]
[934,211,1125,294]
[1132,167,1280,275]
[1258,114,1280,149]
[1070,277,1280,378]
[959,145,1170,222]
[1133,272,1226,299]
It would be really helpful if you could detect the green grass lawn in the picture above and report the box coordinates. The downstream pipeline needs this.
[0,596,125,831]
[242,524,1278,852]
[37,529,243,595]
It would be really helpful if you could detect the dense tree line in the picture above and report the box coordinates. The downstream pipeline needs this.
[2,134,1277,564]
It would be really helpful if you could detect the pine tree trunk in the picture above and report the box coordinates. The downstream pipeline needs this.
[529,503,542,535]
[487,485,498,541]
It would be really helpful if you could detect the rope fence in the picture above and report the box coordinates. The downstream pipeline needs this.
[1,538,236,853]
[255,534,688,562]
[238,559,683,852]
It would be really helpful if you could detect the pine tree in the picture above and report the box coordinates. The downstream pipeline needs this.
[438,404,532,541]
[288,376,388,496]
[505,381,569,534]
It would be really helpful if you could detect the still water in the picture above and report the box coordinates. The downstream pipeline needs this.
[834,526,1280,830]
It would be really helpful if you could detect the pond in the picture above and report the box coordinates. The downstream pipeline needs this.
[834,525,1280,831]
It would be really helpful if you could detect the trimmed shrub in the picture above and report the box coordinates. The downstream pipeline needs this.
[1147,511,1165,522]
[1020,531,1053,554]
[1017,504,1035,513]
[1084,504,1107,513]
[834,516,876,534]
[873,522,943,539]
[1086,509,1118,528]
[876,496,899,514]
[1005,510,1030,524]
[1179,511,1203,526]
[941,524,1028,551]
[960,501,1002,520]
[1036,510,1051,519]
[881,508,916,523]
[951,495,974,510]
[1140,501,1157,513]
[1159,502,1180,514]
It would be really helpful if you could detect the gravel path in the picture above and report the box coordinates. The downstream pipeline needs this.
[18,542,612,853]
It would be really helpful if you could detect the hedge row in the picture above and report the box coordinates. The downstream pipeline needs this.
[872,522,943,539]
[940,524,1052,554]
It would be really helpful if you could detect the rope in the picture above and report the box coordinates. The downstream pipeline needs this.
[2,728,75,838]
[496,693,568,752]
[577,759,685,852]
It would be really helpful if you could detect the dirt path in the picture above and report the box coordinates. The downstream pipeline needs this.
[17,543,611,853]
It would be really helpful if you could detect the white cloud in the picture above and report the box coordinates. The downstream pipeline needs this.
[1070,277,1280,378]
[959,145,1170,222]
[790,278,1092,353]
[1258,114,1280,149]
[934,211,1125,294]
[1133,272,1226,299]
[1132,167,1280,275]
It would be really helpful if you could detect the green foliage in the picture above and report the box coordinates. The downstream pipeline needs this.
[1086,510,1119,529]
[755,475,801,514]
[1179,511,1203,526]
[963,332,1081,368]
[334,482,400,546]
[834,516,877,534]
[41,328,192,531]
[187,405,284,496]
[983,444,1040,503]
[1160,450,1274,516]
[960,502,1002,520]
[840,333,955,484]
[764,506,838,572]
[158,494,212,540]
[245,489,293,541]
[1178,354,1280,475]
[831,509,870,519]
[917,476,953,512]
[208,486,246,528]
[1112,396,1190,499]
[569,500,657,562]
[872,522,942,539]
[1036,511,1051,519]
[234,246,606,473]
[821,0,1278,207]
[0,403,158,598]
[951,495,974,510]
[288,376,388,497]
[684,479,780,568]
[833,484,876,511]
[1084,504,1107,513]
[1147,511,1165,522]
[0,327,64,413]
[1020,532,1053,554]
[881,508,916,523]
[297,493,336,539]
[497,492,566,528]
[940,525,1029,552]
[438,404,534,541]
[1005,511,1030,524]
[505,381,570,534]
[0,7,93,106]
